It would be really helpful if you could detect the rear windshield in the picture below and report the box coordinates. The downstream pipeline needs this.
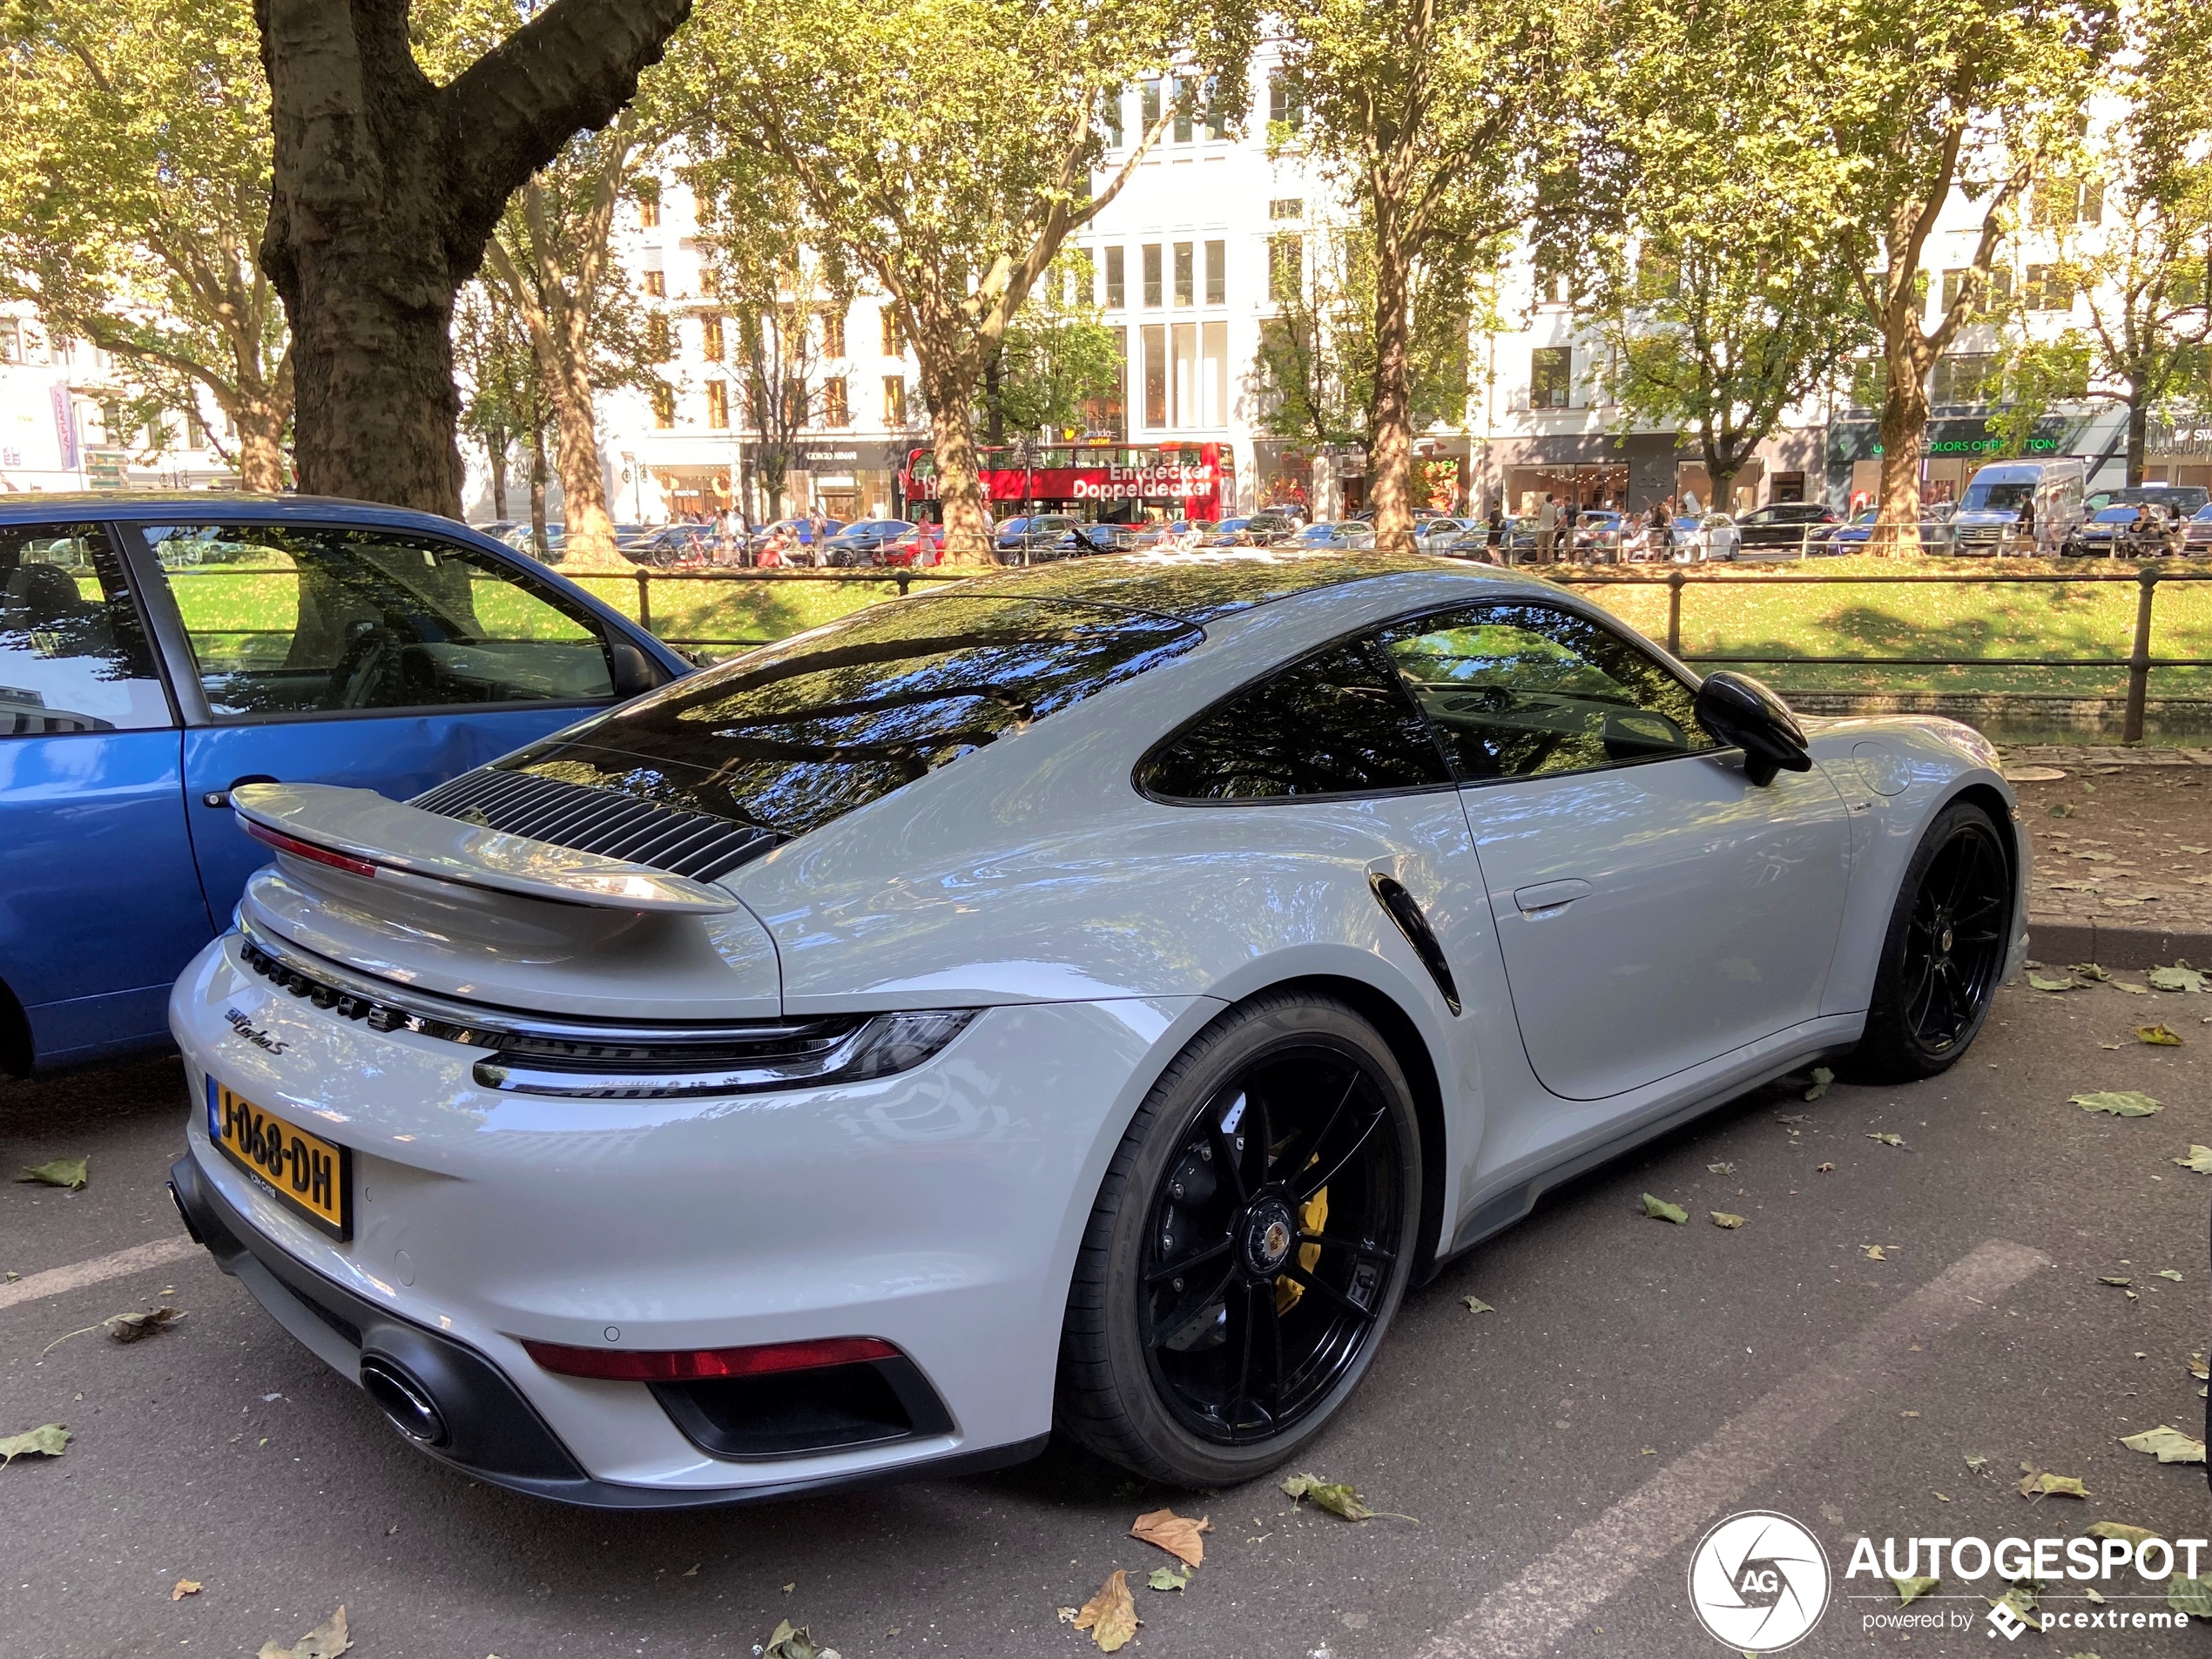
[489,595,1200,839]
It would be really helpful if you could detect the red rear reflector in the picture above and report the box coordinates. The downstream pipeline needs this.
[522,1335,900,1383]
[243,820,379,880]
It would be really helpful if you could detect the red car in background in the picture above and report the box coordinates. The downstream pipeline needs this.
[880,522,947,566]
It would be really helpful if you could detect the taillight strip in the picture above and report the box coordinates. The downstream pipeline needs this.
[242,819,380,880]
[522,1336,900,1383]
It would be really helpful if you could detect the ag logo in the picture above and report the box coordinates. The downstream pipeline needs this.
[1687,1510,1831,1652]
[1986,1601,2030,1641]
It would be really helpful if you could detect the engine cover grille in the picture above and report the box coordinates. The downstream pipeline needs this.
[411,768,776,883]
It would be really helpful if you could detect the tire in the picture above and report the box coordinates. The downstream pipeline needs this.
[1055,992,1422,1487]
[1841,799,2013,1084]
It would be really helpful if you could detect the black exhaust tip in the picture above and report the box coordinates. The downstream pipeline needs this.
[361,1356,450,1448]
[166,1180,205,1246]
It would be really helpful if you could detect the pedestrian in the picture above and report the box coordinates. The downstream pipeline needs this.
[1534,493,1560,563]
[2015,495,2035,554]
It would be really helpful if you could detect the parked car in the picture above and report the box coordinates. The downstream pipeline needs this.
[2086,482,2211,521]
[1238,512,1301,545]
[0,496,689,1075]
[167,550,2022,1507]
[1287,521,1378,550]
[1949,459,2087,554]
[499,523,565,563]
[879,523,948,566]
[1818,510,1952,554]
[2183,502,2212,556]
[1732,502,1842,556]
[823,520,917,566]
[2062,503,2182,558]
[1569,511,1629,559]
[747,516,846,557]
[1412,517,1484,554]
[995,516,1082,560]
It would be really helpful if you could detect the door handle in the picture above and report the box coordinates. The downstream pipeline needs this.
[1514,878,1593,915]
[202,773,279,809]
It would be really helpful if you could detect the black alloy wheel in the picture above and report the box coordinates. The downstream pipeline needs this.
[1844,799,2013,1083]
[1057,995,1421,1486]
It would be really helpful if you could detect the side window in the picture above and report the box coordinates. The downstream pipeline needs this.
[140,523,617,719]
[1380,600,1716,783]
[1139,637,1451,800]
[0,523,171,734]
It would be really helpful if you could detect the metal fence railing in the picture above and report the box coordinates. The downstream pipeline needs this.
[1551,566,2212,742]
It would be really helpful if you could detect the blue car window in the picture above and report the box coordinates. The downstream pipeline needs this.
[0,523,171,734]
[140,523,617,719]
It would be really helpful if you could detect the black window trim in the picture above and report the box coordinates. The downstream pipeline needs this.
[0,518,185,738]
[116,518,629,729]
[1134,594,1726,807]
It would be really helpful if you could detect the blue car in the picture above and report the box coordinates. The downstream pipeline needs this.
[1,495,689,1074]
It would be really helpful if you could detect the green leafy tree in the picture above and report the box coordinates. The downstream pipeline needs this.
[452,279,540,529]
[1989,0,2212,482]
[0,0,292,489]
[1250,222,1472,459]
[1817,0,2108,549]
[691,0,1254,560]
[253,0,691,515]
[1581,0,1872,515]
[980,256,1123,442]
[1272,0,1567,551]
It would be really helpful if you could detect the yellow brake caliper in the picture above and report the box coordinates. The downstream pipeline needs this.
[1275,1184,1328,1315]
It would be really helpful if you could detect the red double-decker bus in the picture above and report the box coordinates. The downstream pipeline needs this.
[898,442,1231,523]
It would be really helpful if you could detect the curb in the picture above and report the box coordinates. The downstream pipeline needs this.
[2026,918,2212,970]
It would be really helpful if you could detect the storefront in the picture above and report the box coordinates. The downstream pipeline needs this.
[1824,415,2094,509]
[2145,420,2212,491]
[789,441,908,523]
[1485,433,1676,516]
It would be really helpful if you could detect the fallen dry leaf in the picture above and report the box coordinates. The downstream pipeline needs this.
[1816,1162,1836,1172]
[108,1306,185,1343]
[2119,1426,2206,1465]
[1281,1472,1375,1521]
[0,1422,69,1465]
[1069,1570,1138,1652]
[1130,1507,1210,1568]
[1146,1565,1190,1593]
[1865,1132,1905,1147]
[1710,1211,1746,1230]
[1892,1575,1939,1606]
[1862,1244,1891,1261]
[761,1619,840,1659]
[2089,1521,2162,1547]
[1640,1193,1688,1224]
[2017,1470,2089,1500]
[2074,1090,2162,1116]
[2135,1025,2184,1046]
[16,1158,86,1190]
[2172,1146,2212,1174]
[1804,1067,1834,1102]
[172,1580,202,1601]
[1707,1161,1737,1176]
[257,1605,349,1659]
[1461,1295,1495,1314]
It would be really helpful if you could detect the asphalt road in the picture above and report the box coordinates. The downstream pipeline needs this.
[3,971,2208,1659]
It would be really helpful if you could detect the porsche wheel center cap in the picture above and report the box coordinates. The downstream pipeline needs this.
[1940,927,1954,954]
[1243,1199,1296,1275]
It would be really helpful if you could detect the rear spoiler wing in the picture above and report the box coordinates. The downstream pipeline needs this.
[230,782,743,914]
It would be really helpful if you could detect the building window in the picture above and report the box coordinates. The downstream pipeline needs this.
[883,376,907,427]
[880,308,903,356]
[1143,244,1163,307]
[643,270,666,299]
[652,387,676,429]
[701,314,724,361]
[1173,242,1194,307]
[1268,234,1302,303]
[185,408,206,449]
[1930,353,1996,407]
[1267,71,1303,132]
[2024,266,2074,313]
[1173,80,1193,144]
[1142,323,1168,427]
[1270,199,1303,222]
[1204,240,1225,306]
[1205,81,1226,140]
[821,376,849,427]
[1531,346,1573,409]
[705,381,728,429]
[646,315,673,360]
[1141,81,1162,134]
[637,193,660,229]
[821,308,846,358]
[1939,266,2013,316]
[1533,258,1572,307]
[1103,86,1123,147]
[2033,177,2104,228]
[1105,247,1126,308]
[0,320,18,362]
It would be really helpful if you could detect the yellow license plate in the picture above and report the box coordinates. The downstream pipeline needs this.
[207,1081,353,1240]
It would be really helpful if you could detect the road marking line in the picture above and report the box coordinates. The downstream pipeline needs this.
[1419,1238,2048,1659]
[0,1236,202,1313]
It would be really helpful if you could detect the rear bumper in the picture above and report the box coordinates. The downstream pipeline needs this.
[169,1152,1044,1508]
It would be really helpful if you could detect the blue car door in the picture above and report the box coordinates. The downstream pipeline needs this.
[0,522,211,1068]
[125,518,637,927]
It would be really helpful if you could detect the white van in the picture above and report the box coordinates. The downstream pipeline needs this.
[1948,459,2087,554]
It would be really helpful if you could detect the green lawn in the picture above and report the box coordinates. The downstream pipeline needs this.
[101,555,2212,705]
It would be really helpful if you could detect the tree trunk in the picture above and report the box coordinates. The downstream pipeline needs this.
[983,351,1006,448]
[1366,226,1416,556]
[2125,393,2149,488]
[234,399,290,493]
[254,0,690,516]
[488,428,509,520]
[919,347,990,563]
[1875,333,1932,556]
[539,293,619,565]
[529,422,550,560]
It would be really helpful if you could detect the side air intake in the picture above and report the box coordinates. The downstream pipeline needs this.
[412,770,776,884]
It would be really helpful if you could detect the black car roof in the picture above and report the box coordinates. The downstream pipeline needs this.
[961,549,1479,623]
[0,491,492,538]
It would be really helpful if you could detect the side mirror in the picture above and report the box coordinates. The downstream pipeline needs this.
[607,637,668,698]
[1694,670,1811,787]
